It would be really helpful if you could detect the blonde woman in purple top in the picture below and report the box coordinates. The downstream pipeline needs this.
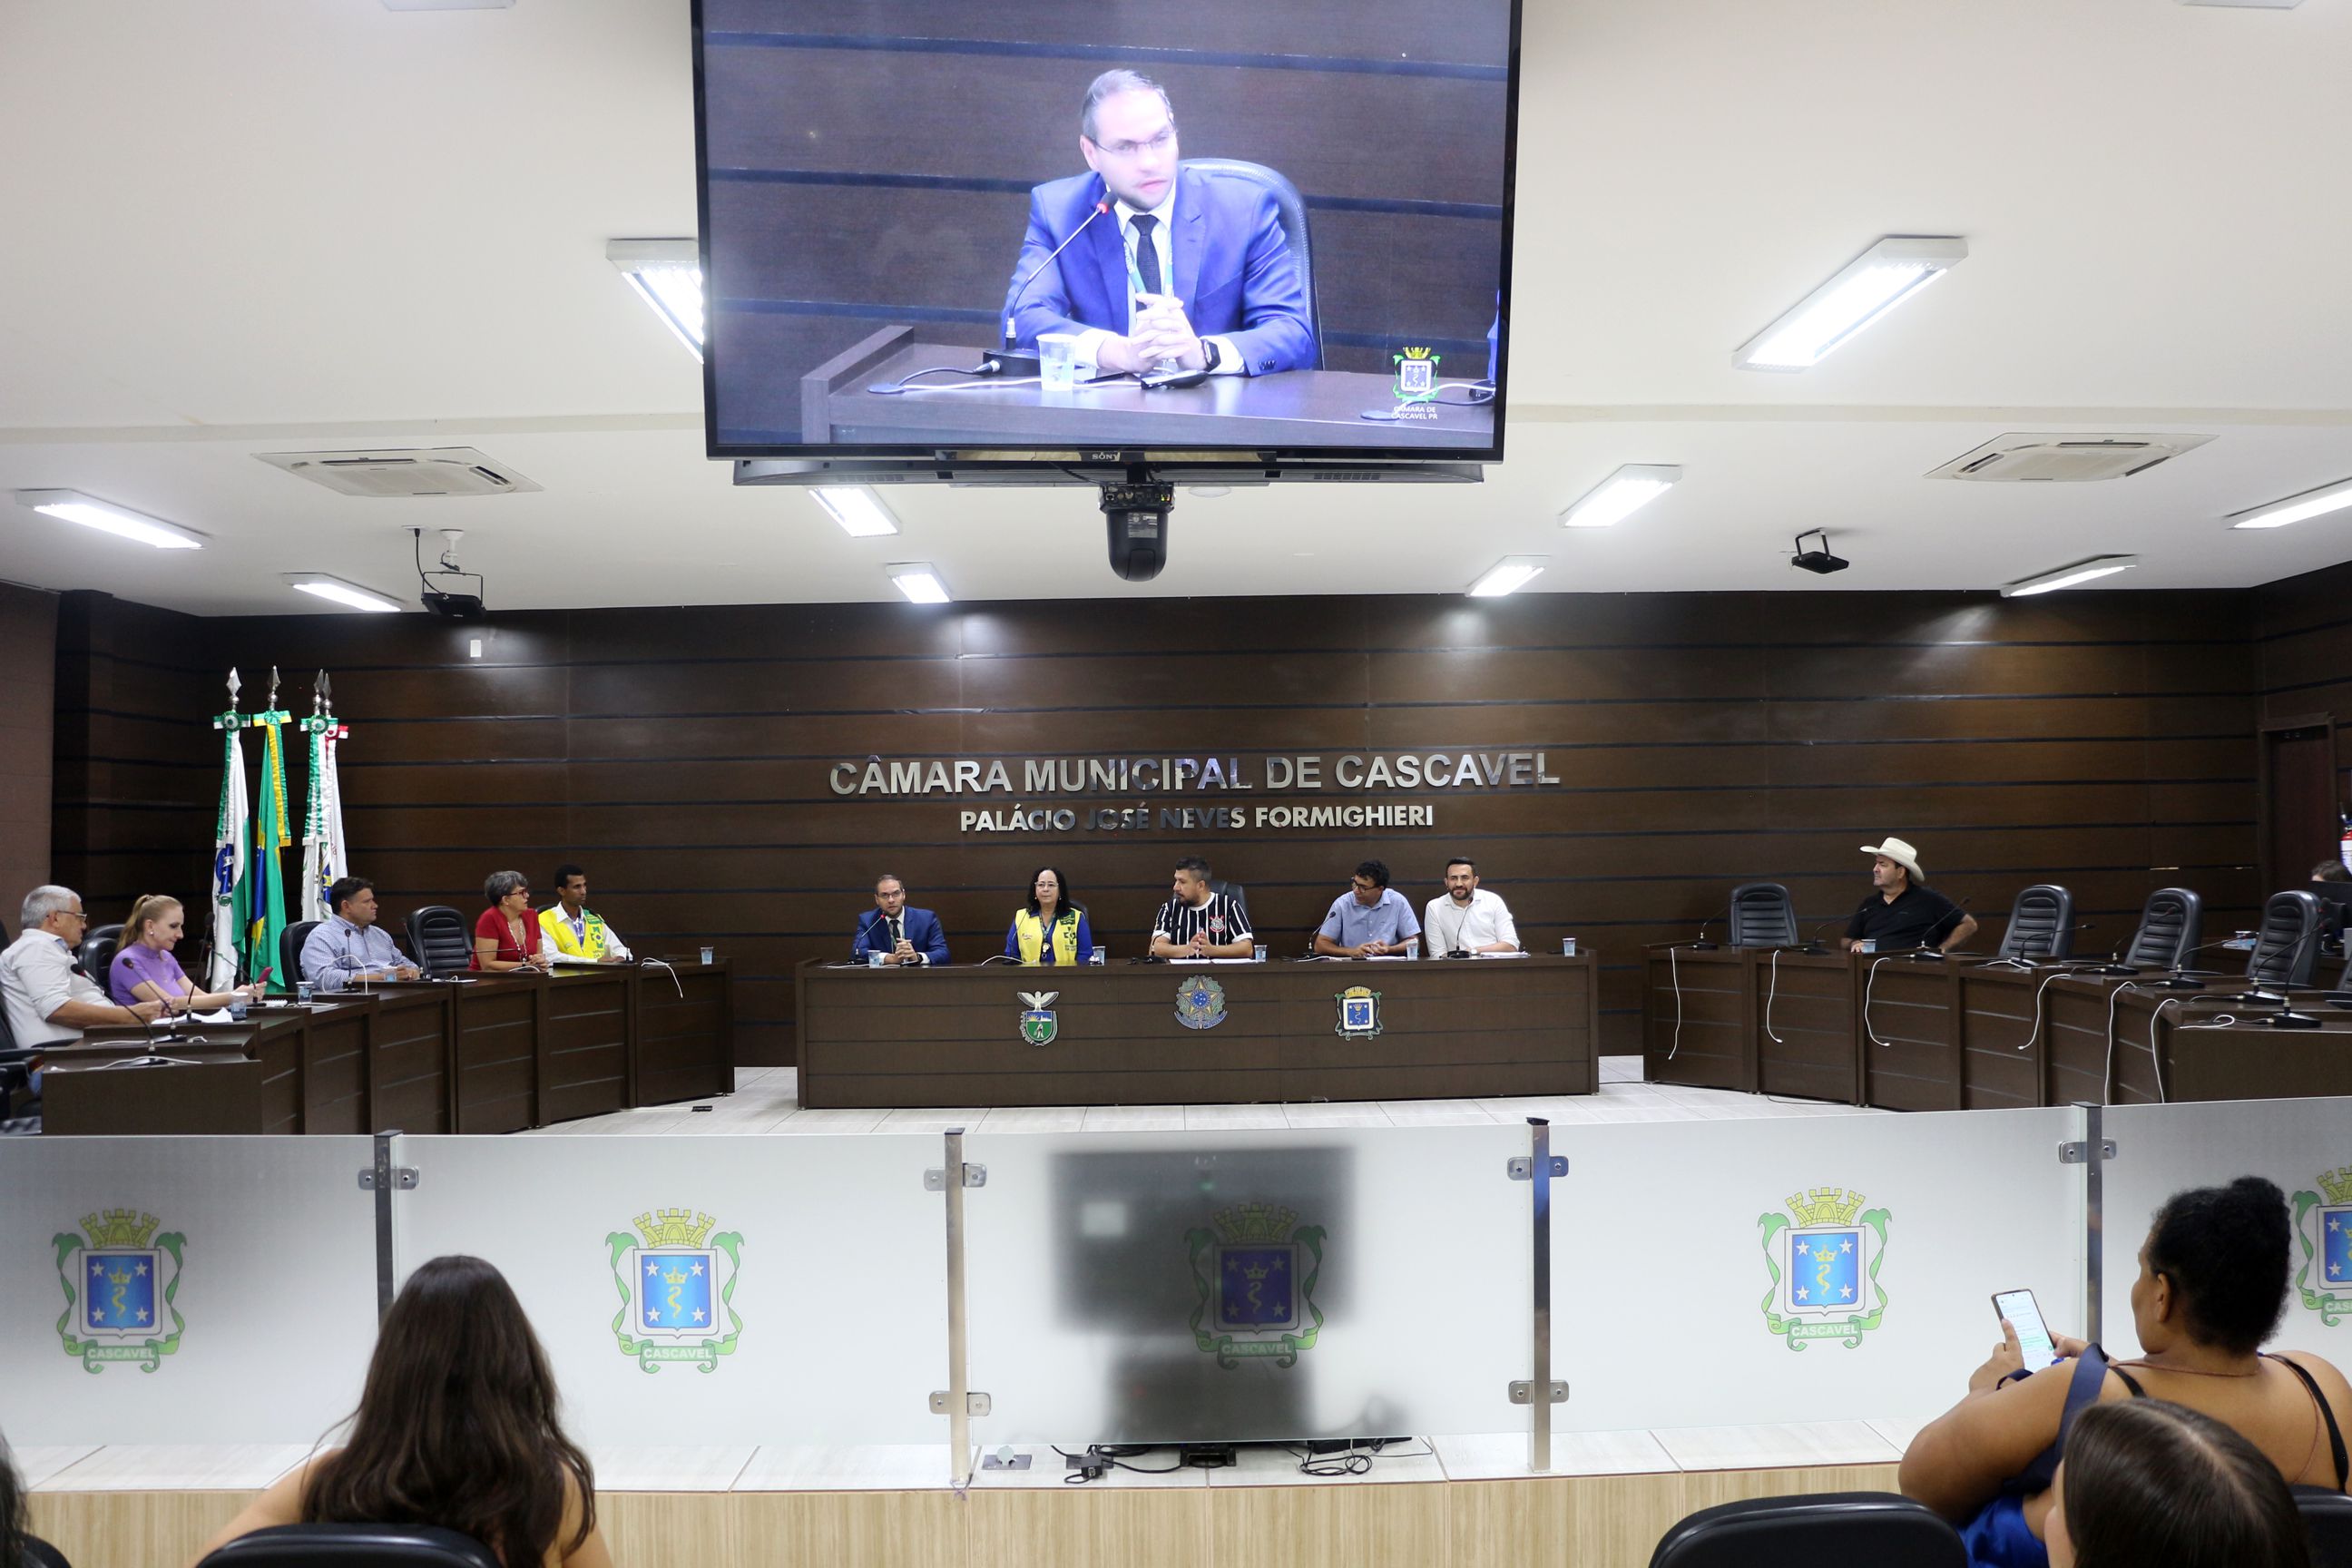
[108,894,263,1012]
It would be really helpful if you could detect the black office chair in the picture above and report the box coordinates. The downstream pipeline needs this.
[198,1524,498,1568]
[2300,1484,2352,1568]
[1208,878,1252,927]
[2122,886,2202,971]
[406,906,474,978]
[1994,884,2074,962]
[1178,159,1321,369]
[280,919,321,989]
[2248,890,2326,989]
[1649,1493,1965,1568]
[77,920,125,983]
[1727,882,1798,947]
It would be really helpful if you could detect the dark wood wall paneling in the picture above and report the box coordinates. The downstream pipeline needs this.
[0,582,60,908]
[50,593,215,926]
[2255,557,2352,808]
[24,590,2228,1065]
[700,0,1510,431]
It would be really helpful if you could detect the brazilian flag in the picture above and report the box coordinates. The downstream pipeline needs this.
[245,709,292,991]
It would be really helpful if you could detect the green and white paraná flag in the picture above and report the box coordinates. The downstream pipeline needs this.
[208,671,250,992]
[245,684,294,991]
[299,677,349,924]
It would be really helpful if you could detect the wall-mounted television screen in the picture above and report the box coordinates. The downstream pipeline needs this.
[692,0,1521,465]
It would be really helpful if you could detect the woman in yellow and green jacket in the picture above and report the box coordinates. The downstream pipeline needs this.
[1004,867,1094,965]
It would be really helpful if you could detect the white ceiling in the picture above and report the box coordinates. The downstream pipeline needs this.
[2,0,2349,614]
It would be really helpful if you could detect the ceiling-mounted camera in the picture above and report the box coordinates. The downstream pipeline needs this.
[1099,475,1174,583]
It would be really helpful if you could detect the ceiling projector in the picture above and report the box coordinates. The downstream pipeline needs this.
[1789,529,1850,575]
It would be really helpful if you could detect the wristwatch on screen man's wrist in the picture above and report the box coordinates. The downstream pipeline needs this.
[1200,338,1221,373]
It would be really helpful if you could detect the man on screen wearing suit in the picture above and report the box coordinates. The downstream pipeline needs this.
[852,872,950,966]
[1004,68,1317,378]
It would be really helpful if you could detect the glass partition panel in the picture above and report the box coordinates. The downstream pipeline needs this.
[397,1133,946,1446]
[2102,1095,2352,1359]
[962,1124,1533,1446]
[1554,1107,2082,1432]
[0,1136,379,1446]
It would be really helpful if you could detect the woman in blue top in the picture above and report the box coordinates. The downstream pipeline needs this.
[1004,867,1093,965]
[1902,1176,2351,1567]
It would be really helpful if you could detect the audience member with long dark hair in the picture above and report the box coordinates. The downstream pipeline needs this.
[2,1433,29,1568]
[192,1256,608,1568]
[1902,1176,2350,1566]
[2045,1399,2309,1568]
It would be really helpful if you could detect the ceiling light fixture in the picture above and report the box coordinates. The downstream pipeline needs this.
[2000,555,2141,598]
[1467,556,1548,597]
[14,489,205,550]
[2226,476,2352,531]
[887,562,952,604]
[813,487,901,537]
[606,239,704,360]
[1561,465,1681,528]
[1735,236,1968,370]
[285,573,405,613]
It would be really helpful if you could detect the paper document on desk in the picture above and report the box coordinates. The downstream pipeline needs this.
[1477,951,1530,959]
[1170,957,1256,965]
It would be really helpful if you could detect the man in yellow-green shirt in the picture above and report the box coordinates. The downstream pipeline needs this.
[539,863,634,965]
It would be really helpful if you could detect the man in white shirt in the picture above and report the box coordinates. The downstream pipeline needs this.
[1422,858,1521,956]
[2,885,163,1052]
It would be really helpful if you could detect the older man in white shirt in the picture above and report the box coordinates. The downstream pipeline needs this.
[1421,858,1521,956]
[2,885,163,1054]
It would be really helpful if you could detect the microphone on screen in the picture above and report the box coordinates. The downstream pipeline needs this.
[992,201,1113,371]
[1798,918,1844,956]
[1906,897,1973,960]
[854,909,882,960]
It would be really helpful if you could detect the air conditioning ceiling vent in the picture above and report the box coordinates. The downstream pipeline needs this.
[253,447,542,498]
[1927,433,2214,483]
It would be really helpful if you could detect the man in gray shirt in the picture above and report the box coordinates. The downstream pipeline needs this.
[299,876,421,991]
[2,885,163,1051]
[1313,860,1423,958]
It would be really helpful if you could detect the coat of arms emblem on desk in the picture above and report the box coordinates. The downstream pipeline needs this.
[1757,1187,1889,1351]
[1174,975,1229,1030]
[1335,985,1382,1038]
[1017,991,1059,1046]
[605,1207,744,1373]
[2292,1166,2352,1326]
[53,1209,185,1373]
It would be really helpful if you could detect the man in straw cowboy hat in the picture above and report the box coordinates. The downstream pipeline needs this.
[1843,837,1976,954]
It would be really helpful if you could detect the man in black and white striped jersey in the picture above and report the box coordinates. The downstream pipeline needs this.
[1149,856,1254,958]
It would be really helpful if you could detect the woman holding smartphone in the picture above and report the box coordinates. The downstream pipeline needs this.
[1900,1177,2350,1566]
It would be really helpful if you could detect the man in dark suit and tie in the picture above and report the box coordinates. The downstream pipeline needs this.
[852,872,950,966]
[1004,69,1316,378]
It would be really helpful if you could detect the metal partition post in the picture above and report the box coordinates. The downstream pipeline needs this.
[926,1129,988,1485]
[2062,1102,2114,1344]
[1508,1117,1567,1470]
[358,1129,416,1322]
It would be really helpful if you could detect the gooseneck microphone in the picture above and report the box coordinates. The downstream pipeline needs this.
[996,200,1113,366]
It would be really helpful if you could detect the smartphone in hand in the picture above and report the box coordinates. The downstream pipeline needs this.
[1993,1288,2061,1368]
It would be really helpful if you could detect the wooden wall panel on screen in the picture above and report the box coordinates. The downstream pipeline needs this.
[2256,558,2352,796]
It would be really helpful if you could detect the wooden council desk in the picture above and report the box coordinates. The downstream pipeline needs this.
[1641,943,2352,1109]
[42,961,733,1136]
[797,954,1600,1109]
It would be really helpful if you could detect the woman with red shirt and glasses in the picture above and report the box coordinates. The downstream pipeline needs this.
[473,870,553,974]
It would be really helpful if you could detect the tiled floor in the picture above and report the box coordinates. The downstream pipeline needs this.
[524,1056,1886,1135]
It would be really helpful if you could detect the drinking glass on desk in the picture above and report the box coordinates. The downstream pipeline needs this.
[1037,332,1082,390]
[699,945,715,965]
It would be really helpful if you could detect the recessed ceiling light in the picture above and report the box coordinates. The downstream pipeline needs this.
[2000,555,2141,598]
[15,489,205,550]
[1561,465,1681,528]
[607,239,703,360]
[285,573,405,613]
[887,562,952,603]
[1467,556,1548,597]
[1736,237,1968,370]
[2227,475,2352,531]
[813,487,900,537]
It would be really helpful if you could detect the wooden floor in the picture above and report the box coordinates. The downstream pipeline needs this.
[520,1056,1887,1135]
